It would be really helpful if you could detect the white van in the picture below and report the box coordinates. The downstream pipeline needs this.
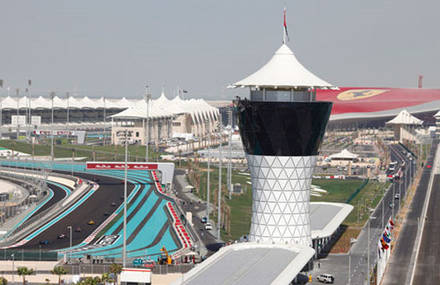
[317,273,334,283]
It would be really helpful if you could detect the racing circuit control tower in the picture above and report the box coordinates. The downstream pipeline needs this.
[233,44,333,247]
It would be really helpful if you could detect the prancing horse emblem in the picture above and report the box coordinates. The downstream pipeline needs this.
[337,89,388,101]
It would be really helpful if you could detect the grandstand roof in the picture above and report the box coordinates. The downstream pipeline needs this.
[0,92,219,122]
[316,87,440,121]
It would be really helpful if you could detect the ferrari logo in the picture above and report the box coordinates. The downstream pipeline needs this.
[337,89,388,101]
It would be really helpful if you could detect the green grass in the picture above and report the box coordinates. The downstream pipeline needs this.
[0,140,163,162]
[191,167,389,240]
[311,179,364,203]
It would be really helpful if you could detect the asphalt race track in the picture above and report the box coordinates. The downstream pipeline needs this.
[30,182,69,218]
[412,174,440,283]
[20,172,135,250]
[382,142,437,285]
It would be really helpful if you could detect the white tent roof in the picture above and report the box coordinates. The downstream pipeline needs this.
[233,44,332,88]
[386,109,423,125]
[329,149,358,160]
[434,110,440,118]
[0,90,220,122]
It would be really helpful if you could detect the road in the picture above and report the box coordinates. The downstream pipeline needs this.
[411,159,440,282]
[382,141,437,285]
[173,169,221,256]
[349,143,417,284]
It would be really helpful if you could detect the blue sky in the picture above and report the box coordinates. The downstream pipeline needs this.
[1,0,438,100]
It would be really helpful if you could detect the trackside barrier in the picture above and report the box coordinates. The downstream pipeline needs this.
[151,170,194,257]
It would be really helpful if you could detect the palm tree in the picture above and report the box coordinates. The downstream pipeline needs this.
[17,267,34,285]
[109,263,122,285]
[101,273,114,284]
[0,277,7,285]
[77,276,101,285]
[51,266,67,285]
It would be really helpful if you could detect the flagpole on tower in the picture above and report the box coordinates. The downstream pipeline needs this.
[283,7,289,44]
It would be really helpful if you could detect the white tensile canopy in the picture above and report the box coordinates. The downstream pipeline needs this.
[232,44,332,89]
[386,109,423,125]
[329,149,358,160]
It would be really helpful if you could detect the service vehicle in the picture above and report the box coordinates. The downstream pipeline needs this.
[317,273,334,283]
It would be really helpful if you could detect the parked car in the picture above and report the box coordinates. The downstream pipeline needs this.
[57,234,66,239]
[88,220,95,225]
[39,240,49,245]
[317,274,334,283]
[75,227,82,232]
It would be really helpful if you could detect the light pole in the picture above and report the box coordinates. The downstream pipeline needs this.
[16,88,20,140]
[11,253,14,283]
[206,119,211,223]
[67,225,72,262]
[0,80,3,139]
[27,79,32,141]
[217,115,222,239]
[367,216,377,284]
[348,238,357,285]
[103,97,106,146]
[66,92,70,126]
[50,92,55,161]
[227,107,232,199]
[144,86,151,162]
[123,129,128,267]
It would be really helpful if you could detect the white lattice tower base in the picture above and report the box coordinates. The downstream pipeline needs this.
[246,154,316,247]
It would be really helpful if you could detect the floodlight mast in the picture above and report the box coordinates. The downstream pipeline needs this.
[144,86,151,162]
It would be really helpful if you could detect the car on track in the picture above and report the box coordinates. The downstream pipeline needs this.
[75,227,82,232]
[201,216,208,224]
[317,273,334,283]
[88,220,95,225]
[205,223,213,230]
[143,260,156,269]
[39,240,49,245]
[57,234,66,239]
[395,193,400,199]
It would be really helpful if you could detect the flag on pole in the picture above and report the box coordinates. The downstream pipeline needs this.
[383,233,391,243]
[380,238,389,249]
[283,8,289,43]
[389,218,395,229]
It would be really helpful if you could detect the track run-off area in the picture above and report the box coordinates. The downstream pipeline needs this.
[0,161,189,261]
